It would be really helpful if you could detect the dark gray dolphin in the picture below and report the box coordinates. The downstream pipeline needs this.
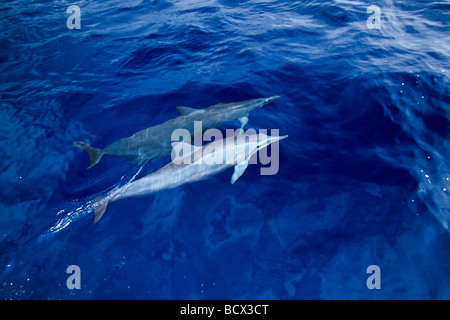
[74,96,281,168]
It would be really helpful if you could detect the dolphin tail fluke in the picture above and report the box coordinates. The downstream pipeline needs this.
[93,200,109,224]
[73,141,104,169]
[92,187,122,224]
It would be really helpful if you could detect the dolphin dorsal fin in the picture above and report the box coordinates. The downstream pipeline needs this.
[175,106,201,116]
[231,158,250,184]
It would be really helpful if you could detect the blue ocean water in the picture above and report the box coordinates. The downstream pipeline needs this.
[0,0,449,300]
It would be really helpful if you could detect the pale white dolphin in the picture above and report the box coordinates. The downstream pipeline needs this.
[92,131,288,223]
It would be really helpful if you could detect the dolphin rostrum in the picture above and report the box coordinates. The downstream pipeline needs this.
[92,131,288,223]
[74,96,281,168]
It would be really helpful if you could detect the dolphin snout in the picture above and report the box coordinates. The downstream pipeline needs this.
[264,95,282,104]
[271,134,288,143]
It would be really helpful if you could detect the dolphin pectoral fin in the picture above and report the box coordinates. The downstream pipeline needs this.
[127,155,151,165]
[231,159,249,184]
[127,158,142,165]
[237,116,249,135]
[93,201,109,224]
[73,141,104,169]
[175,106,202,116]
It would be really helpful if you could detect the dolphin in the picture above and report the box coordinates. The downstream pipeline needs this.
[74,96,281,168]
[92,131,288,223]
